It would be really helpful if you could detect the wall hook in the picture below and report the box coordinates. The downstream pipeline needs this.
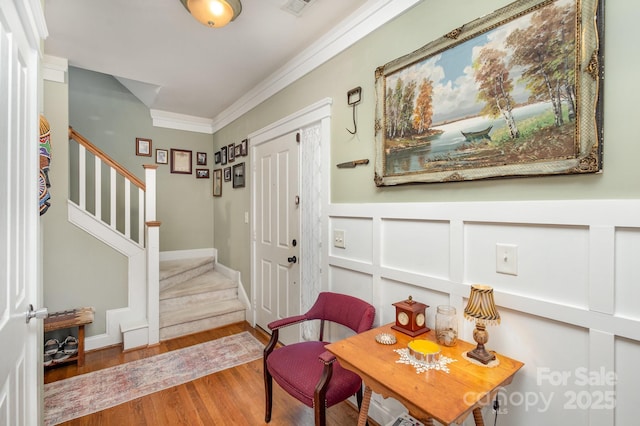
[346,87,361,135]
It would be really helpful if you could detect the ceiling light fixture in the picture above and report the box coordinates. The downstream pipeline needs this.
[179,0,242,28]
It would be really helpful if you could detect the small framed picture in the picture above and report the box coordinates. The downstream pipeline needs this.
[224,167,231,182]
[232,162,245,188]
[196,168,210,178]
[221,146,227,165]
[240,139,248,156]
[214,151,221,164]
[228,143,235,162]
[197,152,207,166]
[234,144,241,157]
[155,149,168,164]
[136,138,152,156]
[213,169,222,197]
[170,149,192,174]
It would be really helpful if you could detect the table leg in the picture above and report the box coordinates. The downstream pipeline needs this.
[357,385,372,426]
[472,407,485,426]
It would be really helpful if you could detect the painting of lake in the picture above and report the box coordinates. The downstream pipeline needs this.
[386,102,554,175]
[374,0,602,185]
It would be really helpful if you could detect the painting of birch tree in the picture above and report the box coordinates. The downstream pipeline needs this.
[374,0,602,186]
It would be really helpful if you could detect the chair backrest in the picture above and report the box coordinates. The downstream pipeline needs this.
[304,292,375,334]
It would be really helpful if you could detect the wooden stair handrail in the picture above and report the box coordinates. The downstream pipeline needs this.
[69,126,146,191]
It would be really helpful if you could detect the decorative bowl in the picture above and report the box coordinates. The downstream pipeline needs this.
[375,333,397,345]
[408,339,441,363]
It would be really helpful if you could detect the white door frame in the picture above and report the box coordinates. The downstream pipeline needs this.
[0,0,47,425]
[250,98,332,336]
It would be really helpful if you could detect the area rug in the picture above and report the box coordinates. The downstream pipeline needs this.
[43,331,263,425]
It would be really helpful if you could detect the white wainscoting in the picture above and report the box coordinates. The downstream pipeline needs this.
[326,199,640,426]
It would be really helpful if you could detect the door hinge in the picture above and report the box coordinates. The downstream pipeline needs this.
[296,132,300,143]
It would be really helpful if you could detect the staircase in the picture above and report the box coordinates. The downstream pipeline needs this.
[159,256,246,340]
[68,128,246,349]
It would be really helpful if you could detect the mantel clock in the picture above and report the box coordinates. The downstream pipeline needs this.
[392,296,430,337]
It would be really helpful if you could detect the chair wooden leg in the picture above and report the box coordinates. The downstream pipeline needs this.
[314,404,326,426]
[264,365,273,422]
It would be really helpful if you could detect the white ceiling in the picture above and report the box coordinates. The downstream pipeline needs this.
[43,0,382,128]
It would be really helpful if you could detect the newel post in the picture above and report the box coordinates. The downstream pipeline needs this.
[143,164,160,345]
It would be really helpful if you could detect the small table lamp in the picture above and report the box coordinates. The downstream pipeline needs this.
[464,284,501,364]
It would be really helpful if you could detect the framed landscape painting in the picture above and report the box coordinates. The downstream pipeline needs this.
[374,0,603,186]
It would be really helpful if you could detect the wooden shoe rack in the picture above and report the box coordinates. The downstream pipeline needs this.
[44,307,94,367]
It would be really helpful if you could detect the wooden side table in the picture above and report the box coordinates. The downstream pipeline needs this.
[44,307,94,367]
[326,323,524,426]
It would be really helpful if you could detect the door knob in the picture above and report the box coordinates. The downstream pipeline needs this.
[287,256,297,264]
[25,304,48,323]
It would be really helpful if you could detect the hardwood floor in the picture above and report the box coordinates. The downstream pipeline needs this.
[44,322,371,425]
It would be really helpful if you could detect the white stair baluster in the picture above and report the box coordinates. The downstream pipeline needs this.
[110,168,116,229]
[78,145,86,209]
[124,178,131,238]
[94,156,101,220]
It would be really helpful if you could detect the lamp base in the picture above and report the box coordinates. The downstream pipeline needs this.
[466,346,496,365]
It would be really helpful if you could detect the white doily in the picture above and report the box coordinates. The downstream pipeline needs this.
[394,348,457,374]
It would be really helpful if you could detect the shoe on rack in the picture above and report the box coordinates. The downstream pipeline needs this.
[43,353,53,367]
[52,351,70,364]
[62,336,78,355]
[44,339,60,356]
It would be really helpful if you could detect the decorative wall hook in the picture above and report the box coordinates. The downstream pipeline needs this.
[346,87,362,135]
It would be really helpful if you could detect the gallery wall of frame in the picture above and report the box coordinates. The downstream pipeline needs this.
[213,139,247,196]
[144,137,248,197]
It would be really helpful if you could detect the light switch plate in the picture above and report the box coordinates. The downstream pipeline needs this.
[333,229,346,248]
[496,243,518,275]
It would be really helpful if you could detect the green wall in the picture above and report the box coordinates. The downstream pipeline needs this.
[68,67,215,252]
[43,78,127,336]
[212,0,640,296]
[42,68,215,337]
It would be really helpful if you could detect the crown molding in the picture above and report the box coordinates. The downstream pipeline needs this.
[152,0,421,134]
[211,0,421,133]
[42,55,68,83]
[150,109,215,134]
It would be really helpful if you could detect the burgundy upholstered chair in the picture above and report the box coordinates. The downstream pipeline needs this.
[263,292,376,426]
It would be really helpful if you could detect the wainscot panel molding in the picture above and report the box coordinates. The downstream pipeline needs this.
[326,199,640,426]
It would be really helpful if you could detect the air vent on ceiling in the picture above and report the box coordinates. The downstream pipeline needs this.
[282,0,316,17]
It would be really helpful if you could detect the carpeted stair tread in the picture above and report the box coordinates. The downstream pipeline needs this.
[160,269,236,300]
[160,298,246,329]
[158,256,245,340]
[159,256,214,281]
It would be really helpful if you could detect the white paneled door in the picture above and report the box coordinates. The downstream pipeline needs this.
[0,1,46,425]
[254,131,301,345]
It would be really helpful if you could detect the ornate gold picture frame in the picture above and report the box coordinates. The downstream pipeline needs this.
[374,0,603,186]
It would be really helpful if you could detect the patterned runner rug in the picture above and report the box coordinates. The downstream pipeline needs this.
[44,331,263,425]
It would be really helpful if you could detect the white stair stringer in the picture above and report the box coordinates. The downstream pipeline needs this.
[67,200,147,351]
